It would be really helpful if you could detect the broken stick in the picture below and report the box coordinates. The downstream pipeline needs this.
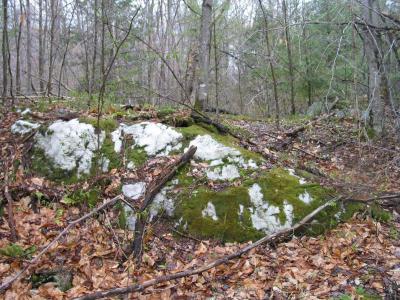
[284,112,336,138]
[74,197,339,300]
[132,145,197,263]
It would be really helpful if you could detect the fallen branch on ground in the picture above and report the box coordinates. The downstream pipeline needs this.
[0,195,123,293]
[284,112,336,138]
[74,197,339,300]
[345,194,400,204]
[132,146,197,263]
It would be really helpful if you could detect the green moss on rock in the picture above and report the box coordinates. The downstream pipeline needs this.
[30,147,80,184]
[126,147,148,168]
[175,186,261,242]
[79,116,118,131]
[173,167,347,242]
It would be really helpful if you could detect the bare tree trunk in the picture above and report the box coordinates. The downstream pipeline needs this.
[6,6,14,103]
[47,0,57,96]
[350,0,359,122]
[15,0,24,95]
[282,0,295,115]
[258,0,280,128]
[194,0,213,111]
[300,0,312,107]
[58,3,76,97]
[184,43,198,104]
[100,0,105,78]
[89,0,98,106]
[2,0,8,98]
[38,0,45,94]
[238,65,243,115]
[26,0,33,93]
[146,0,154,104]
[213,19,219,115]
[362,0,385,136]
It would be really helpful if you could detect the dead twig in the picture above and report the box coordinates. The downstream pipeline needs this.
[345,193,400,204]
[0,195,123,293]
[74,197,339,300]
[132,146,197,263]
[284,112,336,138]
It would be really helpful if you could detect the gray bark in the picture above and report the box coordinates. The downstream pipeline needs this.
[195,0,213,111]
[282,0,295,115]
[38,0,44,93]
[47,0,57,96]
[26,0,33,93]
[2,0,8,98]
[362,0,385,136]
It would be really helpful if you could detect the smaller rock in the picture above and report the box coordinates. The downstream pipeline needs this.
[149,187,174,221]
[299,191,313,204]
[122,182,146,200]
[206,164,240,181]
[101,157,110,173]
[112,122,183,156]
[187,135,241,161]
[202,202,218,221]
[11,120,40,134]
[21,108,31,116]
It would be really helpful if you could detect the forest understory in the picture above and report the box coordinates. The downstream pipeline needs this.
[0,99,399,300]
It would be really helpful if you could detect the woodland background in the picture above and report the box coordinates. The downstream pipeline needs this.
[1,0,400,137]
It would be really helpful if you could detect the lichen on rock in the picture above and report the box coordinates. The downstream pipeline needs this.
[112,122,183,156]
[122,182,146,200]
[35,119,105,177]
[206,164,240,181]
[248,183,294,233]
[11,120,40,134]
[186,134,241,161]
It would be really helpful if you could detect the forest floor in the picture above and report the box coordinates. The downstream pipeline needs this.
[0,101,399,299]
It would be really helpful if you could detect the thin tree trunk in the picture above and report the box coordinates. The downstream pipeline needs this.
[238,65,243,115]
[88,0,98,106]
[38,0,45,94]
[282,0,295,115]
[258,0,280,128]
[26,0,33,93]
[6,8,14,104]
[47,0,57,96]
[362,0,385,136]
[194,0,213,111]
[213,20,219,116]
[58,3,76,97]
[2,0,8,98]
[15,0,24,95]
[351,0,359,121]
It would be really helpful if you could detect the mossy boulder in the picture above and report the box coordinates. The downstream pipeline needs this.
[25,117,354,242]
